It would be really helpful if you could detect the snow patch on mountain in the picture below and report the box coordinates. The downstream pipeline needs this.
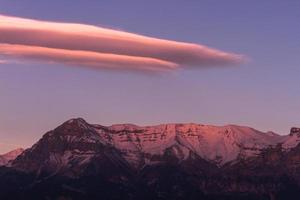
[95,122,294,165]
[9,119,300,171]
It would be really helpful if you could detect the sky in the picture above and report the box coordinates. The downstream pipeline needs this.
[0,0,299,153]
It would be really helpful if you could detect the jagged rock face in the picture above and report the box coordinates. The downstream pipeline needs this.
[96,123,285,167]
[12,119,131,178]
[3,118,300,200]
[12,118,297,174]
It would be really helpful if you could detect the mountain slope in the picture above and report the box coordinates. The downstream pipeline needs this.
[11,118,300,174]
[0,148,24,166]
[1,118,300,200]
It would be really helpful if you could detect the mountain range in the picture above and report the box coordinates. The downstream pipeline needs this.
[1,118,300,200]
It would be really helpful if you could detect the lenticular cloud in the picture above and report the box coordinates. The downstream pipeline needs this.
[0,14,244,72]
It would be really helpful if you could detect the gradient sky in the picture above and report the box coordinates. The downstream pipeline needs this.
[0,0,299,153]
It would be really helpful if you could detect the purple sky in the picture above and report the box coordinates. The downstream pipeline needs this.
[0,1,299,153]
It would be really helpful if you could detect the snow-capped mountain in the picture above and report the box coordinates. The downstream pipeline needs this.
[0,148,23,166]
[11,118,300,173]
[2,118,300,200]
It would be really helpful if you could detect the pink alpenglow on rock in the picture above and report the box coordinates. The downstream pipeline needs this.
[0,148,24,166]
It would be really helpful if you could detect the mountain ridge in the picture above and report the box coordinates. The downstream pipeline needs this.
[1,118,300,200]
[5,118,300,169]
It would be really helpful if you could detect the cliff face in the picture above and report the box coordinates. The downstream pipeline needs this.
[1,119,300,200]
[11,119,298,173]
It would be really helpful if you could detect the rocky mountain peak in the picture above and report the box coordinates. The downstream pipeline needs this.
[60,117,91,129]
[47,117,98,139]
[9,118,300,175]
[2,119,300,200]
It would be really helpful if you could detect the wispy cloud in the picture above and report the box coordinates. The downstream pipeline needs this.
[0,59,7,64]
[0,14,245,72]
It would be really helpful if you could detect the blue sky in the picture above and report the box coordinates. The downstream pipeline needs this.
[0,0,299,153]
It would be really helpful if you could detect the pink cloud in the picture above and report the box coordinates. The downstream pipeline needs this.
[0,14,245,72]
[0,44,178,72]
